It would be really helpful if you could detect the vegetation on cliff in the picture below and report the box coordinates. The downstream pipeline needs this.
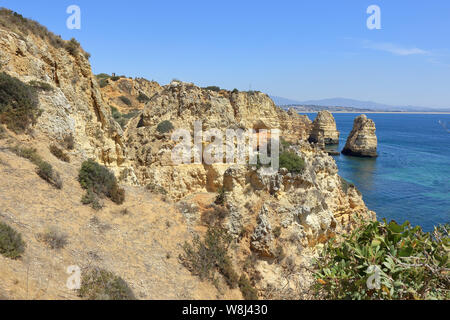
[79,268,136,300]
[0,221,26,259]
[78,160,125,205]
[314,220,449,300]
[0,72,40,133]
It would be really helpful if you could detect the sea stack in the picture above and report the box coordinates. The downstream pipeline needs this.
[308,111,340,145]
[342,114,378,157]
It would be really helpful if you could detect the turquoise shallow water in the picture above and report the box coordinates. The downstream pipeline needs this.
[305,113,450,231]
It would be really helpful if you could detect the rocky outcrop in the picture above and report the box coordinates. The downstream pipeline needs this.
[124,81,312,198]
[100,76,162,113]
[308,111,339,145]
[0,12,136,179]
[342,114,378,157]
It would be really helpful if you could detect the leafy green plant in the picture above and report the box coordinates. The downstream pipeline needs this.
[279,151,305,174]
[181,227,239,289]
[156,120,174,134]
[78,159,125,205]
[314,220,449,300]
[78,268,136,300]
[0,221,26,259]
[0,72,40,133]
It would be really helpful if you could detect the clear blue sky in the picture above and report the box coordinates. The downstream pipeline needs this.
[2,0,450,108]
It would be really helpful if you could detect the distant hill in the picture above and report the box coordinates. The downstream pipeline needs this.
[270,96,450,112]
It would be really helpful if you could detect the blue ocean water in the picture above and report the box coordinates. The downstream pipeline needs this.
[305,113,450,231]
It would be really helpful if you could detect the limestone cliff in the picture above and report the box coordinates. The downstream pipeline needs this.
[124,81,312,198]
[0,9,135,178]
[308,111,340,145]
[99,75,162,114]
[342,114,378,157]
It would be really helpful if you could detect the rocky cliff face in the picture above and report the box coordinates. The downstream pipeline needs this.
[124,81,312,198]
[0,12,135,179]
[99,76,162,113]
[308,111,339,145]
[342,114,378,157]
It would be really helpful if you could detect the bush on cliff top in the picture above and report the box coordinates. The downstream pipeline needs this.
[0,72,40,133]
[314,220,449,300]
[0,221,26,259]
[78,160,125,205]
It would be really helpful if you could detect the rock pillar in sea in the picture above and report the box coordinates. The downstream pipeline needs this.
[342,114,378,157]
[308,111,340,145]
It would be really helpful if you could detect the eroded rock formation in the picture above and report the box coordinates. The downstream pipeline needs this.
[124,81,312,198]
[308,111,340,145]
[342,114,378,157]
[0,17,136,180]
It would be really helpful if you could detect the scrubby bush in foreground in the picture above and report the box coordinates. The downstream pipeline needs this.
[0,221,26,259]
[0,72,40,133]
[314,220,449,300]
[78,159,125,205]
[78,268,135,300]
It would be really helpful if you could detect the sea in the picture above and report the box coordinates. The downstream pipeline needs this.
[305,113,450,232]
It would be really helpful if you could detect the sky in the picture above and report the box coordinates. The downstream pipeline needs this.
[1,0,450,108]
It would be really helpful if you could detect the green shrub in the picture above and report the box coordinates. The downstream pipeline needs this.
[0,221,26,259]
[119,96,132,106]
[239,275,258,300]
[96,73,110,79]
[0,72,40,133]
[279,151,305,174]
[203,86,221,92]
[37,227,68,250]
[81,190,103,211]
[314,220,450,300]
[10,145,62,188]
[28,80,53,91]
[181,227,239,289]
[99,78,108,88]
[156,120,174,134]
[78,160,125,205]
[110,76,120,82]
[65,38,80,56]
[78,268,136,300]
[50,144,70,163]
[137,93,150,103]
[36,160,62,189]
